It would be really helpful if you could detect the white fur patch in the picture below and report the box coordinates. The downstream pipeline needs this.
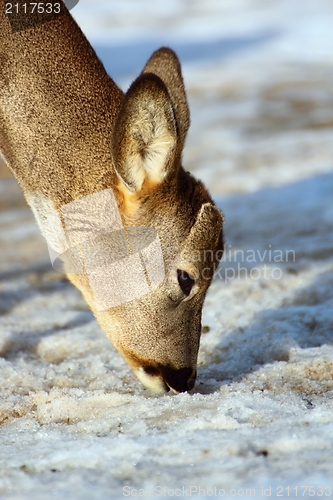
[134,367,169,394]
[26,192,57,239]
[129,126,175,191]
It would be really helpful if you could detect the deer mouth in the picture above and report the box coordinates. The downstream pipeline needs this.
[135,364,196,394]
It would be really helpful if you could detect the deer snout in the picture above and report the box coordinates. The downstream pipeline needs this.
[160,366,196,393]
[135,364,197,394]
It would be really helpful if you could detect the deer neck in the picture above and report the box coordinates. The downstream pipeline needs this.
[0,2,124,212]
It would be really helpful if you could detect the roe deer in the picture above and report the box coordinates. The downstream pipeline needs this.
[0,0,224,393]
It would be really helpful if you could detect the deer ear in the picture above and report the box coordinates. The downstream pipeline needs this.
[111,73,178,193]
[142,47,190,145]
[178,203,224,276]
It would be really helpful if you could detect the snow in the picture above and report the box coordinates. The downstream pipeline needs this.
[0,0,333,498]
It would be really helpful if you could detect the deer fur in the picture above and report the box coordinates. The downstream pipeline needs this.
[0,1,224,394]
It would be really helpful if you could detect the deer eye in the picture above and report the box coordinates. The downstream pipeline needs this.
[177,269,195,296]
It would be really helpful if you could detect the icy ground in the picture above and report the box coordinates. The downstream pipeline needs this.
[1,0,333,498]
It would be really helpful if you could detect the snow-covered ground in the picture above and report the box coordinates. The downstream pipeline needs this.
[1,0,333,498]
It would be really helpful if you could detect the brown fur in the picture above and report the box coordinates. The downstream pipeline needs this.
[0,0,224,393]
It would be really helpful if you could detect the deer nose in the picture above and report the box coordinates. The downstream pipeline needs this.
[160,366,197,393]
